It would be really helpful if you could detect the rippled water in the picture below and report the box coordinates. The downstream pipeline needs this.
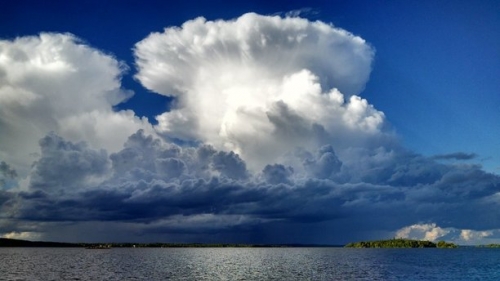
[1,247,500,280]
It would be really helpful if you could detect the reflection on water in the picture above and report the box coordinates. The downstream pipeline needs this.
[1,247,500,280]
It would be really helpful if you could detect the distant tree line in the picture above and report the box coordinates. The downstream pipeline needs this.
[345,238,458,248]
[477,244,500,248]
[1,238,341,248]
[436,240,458,248]
[81,243,336,248]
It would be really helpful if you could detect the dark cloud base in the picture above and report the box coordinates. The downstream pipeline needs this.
[2,130,499,243]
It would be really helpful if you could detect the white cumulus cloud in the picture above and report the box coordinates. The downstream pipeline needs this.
[0,33,154,179]
[396,223,500,244]
[396,223,450,241]
[460,229,493,242]
[2,231,41,241]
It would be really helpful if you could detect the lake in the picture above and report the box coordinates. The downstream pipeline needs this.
[1,247,499,280]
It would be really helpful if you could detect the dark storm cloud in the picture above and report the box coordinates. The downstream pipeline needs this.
[262,164,294,185]
[0,161,17,180]
[29,133,110,192]
[0,161,17,188]
[302,145,342,179]
[0,190,14,209]
[433,152,477,160]
[10,132,343,226]
[211,151,249,180]
[7,130,499,241]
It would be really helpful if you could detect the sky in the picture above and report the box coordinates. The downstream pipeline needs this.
[0,0,499,245]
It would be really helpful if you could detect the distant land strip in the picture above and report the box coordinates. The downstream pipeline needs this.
[0,238,79,247]
[0,238,342,248]
[4,238,500,248]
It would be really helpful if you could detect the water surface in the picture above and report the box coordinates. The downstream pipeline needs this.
[1,247,499,280]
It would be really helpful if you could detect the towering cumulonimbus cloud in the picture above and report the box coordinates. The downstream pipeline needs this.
[2,13,500,244]
[134,13,388,171]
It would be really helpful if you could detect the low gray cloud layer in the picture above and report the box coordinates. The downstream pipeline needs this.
[1,130,498,243]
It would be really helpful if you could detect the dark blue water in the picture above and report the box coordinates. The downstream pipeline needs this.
[1,247,499,280]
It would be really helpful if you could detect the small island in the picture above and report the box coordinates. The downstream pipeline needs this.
[345,238,458,248]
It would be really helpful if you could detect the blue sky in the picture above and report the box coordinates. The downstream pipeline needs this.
[1,0,499,244]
